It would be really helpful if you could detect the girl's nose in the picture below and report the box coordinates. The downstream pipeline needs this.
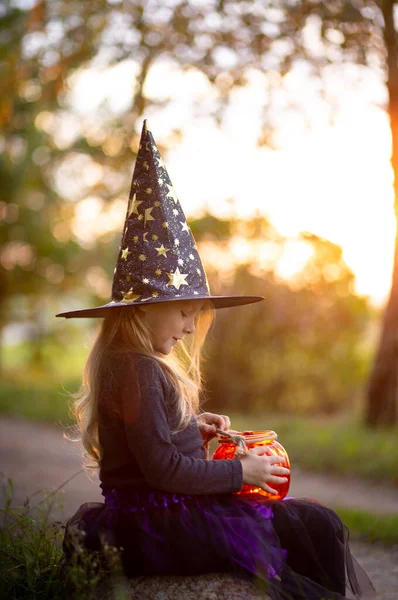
[184,319,195,334]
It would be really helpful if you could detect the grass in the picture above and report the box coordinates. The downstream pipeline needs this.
[333,506,398,546]
[0,478,65,599]
[0,479,129,600]
[0,374,78,425]
[1,337,88,425]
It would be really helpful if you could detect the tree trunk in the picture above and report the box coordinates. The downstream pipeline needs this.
[365,0,398,426]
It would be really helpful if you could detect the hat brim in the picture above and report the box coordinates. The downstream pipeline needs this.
[56,295,264,318]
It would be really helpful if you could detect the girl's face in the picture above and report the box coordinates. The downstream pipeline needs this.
[139,300,204,355]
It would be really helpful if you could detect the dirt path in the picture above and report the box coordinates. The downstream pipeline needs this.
[0,416,397,598]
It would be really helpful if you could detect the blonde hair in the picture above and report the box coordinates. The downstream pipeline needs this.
[72,300,215,470]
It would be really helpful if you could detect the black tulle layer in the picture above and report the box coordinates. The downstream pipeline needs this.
[62,487,374,600]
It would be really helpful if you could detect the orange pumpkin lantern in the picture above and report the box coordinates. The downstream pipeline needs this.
[212,430,290,500]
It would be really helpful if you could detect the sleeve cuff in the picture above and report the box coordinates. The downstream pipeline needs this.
[231,459,243,493]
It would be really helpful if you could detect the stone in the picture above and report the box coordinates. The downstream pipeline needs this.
[101,573,271,599]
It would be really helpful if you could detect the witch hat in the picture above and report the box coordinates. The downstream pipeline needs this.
[56,120,263,318]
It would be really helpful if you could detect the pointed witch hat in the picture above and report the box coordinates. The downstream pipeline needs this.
[56,120,263,318]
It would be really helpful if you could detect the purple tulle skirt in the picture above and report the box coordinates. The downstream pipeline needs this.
[62,485,374,600]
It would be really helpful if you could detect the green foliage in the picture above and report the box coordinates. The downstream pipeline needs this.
[0,478,129,600]
[60,527,129,600]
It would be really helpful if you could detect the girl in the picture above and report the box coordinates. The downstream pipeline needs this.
[58,121,373,599]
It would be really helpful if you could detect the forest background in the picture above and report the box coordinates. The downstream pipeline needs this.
[2,0,398,485]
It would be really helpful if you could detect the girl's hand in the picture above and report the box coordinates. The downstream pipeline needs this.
[197,412,231,444]
[239,447,290,496]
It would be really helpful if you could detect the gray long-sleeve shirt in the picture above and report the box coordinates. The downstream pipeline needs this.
[98,351,243,495]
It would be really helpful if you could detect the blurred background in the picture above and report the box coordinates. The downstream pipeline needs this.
[1,0,398,484]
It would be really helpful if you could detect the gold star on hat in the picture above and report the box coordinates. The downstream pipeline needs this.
[155,244,170,257]
[166,267,189,290]
[144,207,155,227]
[121,247,131,260]
[128,194,143,217]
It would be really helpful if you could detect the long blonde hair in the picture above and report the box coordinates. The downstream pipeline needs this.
[72,300,215,470]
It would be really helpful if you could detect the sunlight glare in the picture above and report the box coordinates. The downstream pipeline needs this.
[69,60,395,307]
